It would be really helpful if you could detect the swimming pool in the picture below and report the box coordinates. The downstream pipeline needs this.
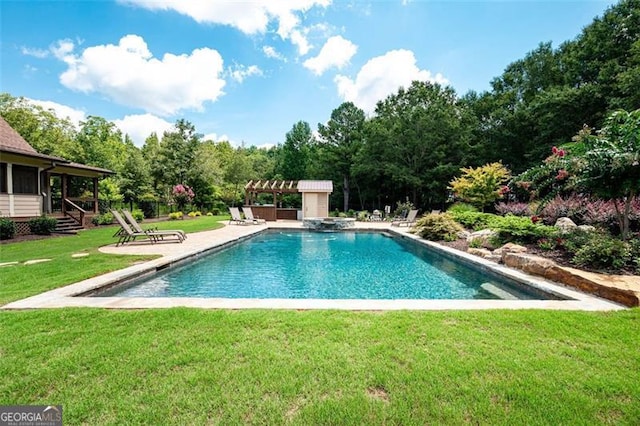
[97,231,554,300]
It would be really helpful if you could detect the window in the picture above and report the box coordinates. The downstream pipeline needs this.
[0,163,6,193]
[12,165,39,194]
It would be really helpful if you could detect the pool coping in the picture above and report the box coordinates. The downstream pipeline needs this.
[2,222,625,311]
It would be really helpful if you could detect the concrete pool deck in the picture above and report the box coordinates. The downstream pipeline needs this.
[2,220,625,311]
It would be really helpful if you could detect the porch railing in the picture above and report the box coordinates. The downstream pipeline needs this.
[64,198,86,226]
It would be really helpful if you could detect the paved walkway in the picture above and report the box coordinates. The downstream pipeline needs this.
[2,220,624,311]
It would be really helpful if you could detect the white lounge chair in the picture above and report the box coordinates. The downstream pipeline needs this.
[242,207,266,224]
[229,207,252,225]
[391,209,419,227]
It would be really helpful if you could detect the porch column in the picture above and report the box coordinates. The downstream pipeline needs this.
[61,174,67,215]
[92,177,99,213]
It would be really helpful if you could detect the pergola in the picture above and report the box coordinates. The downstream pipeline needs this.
[244,180,300,221]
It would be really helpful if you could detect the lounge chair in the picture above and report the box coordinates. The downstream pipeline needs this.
[229,207,252,225]
[242,207,266,224]
[391,209,419,227]
[122,209,186,242]
[111,210,184,247]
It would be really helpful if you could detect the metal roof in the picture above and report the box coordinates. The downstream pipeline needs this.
[297,180,333,192]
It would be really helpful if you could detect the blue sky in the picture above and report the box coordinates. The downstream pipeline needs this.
[1,0,617,148]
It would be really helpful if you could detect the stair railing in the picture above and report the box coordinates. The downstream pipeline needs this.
[63,198,86,227]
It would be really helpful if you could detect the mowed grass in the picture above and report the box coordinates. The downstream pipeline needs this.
[0,215,227,305]
[0,308,638,424]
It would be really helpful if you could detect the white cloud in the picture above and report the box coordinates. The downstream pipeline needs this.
[303,35,357,76]
[263,45,286,62]
[119,0,330,56]
[53,34,226,116]
[112,113,173,146]
[229,64,263,83]
[334,49,448,114]
[203,132,230,143]
[27,99,86,126]
[21,46,49,58]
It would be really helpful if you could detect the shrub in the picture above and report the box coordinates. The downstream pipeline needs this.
[539,194,586,225]
[485,214,557,245]
[168,212,183,220]
[495,202,532,216]
[188,211,202,218]
[414,213,464,242]
[447,202,478,214]
[357,211,369,221]
[206,212,213,216]
[573,235,631,271]
[449,211,494,230]
[468,238,483,249]
[0,218,16,240]
[449,162,511,210]
[91,212,114,226]
[210,208,220,215]
[561,228,596,254]
[131,210,144,222]
[28,216,57,235]
[347,209,356,218]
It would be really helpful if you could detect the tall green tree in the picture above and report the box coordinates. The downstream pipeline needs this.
[277,121,312,180]
[0,93,79,159]
[363,81,474,207]
[118,145,152,211]
[317,102,366,212]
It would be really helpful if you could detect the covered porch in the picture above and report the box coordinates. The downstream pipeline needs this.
[244,180,300,221]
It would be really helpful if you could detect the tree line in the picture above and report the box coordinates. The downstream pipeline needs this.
[1,0,638,214]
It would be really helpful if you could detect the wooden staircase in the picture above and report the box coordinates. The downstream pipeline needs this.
[54,216,84,234]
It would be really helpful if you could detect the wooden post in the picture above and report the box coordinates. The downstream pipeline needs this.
[92,177,99,213]
[61,174,67,215]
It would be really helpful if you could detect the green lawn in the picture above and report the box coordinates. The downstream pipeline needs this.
[1,216,638,424]
[0,308,638,424]
[0,215,227,305]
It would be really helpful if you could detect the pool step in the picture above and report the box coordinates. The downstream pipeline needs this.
[481,282,520,300]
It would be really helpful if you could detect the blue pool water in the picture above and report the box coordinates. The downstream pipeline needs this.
[101,231,545,300]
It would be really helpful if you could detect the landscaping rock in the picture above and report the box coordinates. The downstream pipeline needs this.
[467,248,492,258]
[24,259,52,265]
[578,225,596,232]
[502,252,640,307]
[486,254,502,263]
[0,261,19,267]
[555,217,577,233]
[467,229,497,248]
[494,243,527,256]
[457,230,471,239]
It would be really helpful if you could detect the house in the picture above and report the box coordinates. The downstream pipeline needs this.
[0,116,113,234]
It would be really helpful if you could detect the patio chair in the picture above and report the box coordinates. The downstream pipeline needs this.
[241,207,266,224]
[229,207,252,225]
[111,210,156,246]
[391,209,419,227]
[122,209,186,242]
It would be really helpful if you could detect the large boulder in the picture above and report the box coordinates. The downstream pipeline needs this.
[466,229,498,248]
[467,248,492,258]
[578,225,596,232]
[555,217,577,233]
[494,243,527,256]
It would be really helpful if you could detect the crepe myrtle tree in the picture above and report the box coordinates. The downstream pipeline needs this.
[572,109,640,240]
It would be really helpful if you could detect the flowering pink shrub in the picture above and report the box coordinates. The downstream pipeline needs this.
[172,184,195,210]
[539,194,586,225]
[495,202,532,216]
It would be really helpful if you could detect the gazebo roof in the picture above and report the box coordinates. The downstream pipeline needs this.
[244,180,299,193]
